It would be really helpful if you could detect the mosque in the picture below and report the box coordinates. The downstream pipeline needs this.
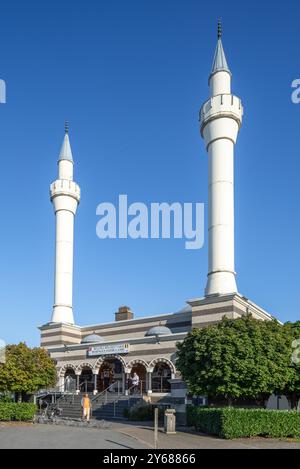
[39,24,275,419]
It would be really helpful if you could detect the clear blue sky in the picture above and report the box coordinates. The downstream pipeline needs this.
[0,0,299,346]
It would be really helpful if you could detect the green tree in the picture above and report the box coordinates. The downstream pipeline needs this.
[281,321,300,410]
[0,343,56,401]
[176,315,293,406]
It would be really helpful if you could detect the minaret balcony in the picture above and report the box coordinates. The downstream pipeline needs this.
[50,179,81,204]
[200,94,243,136]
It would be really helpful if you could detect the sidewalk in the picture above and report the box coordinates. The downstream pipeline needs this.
[110,421,300,449]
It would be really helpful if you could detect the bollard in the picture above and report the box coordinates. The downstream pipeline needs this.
[154,407,159,449]
[164,408,176,434]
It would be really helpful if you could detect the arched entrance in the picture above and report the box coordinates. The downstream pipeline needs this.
[152,362,172,393]
[64,367,76,392]
[97,357,124,393]
[127,360,147,395]
[79,367,94,393]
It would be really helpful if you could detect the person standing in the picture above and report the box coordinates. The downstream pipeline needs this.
[81,393,91,422]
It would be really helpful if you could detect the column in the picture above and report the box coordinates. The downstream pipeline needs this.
[93,372,98,395]
[147,370,153,395]
[125,371,130,396]
[76,373,80,394]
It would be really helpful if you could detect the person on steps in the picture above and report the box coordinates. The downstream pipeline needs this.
[81,393,91,422]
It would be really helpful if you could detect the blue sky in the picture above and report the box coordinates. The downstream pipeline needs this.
[0,0,299,346]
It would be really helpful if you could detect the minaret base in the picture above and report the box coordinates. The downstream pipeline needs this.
[51,305,74,325]
[205,271,237,297]
[189,292,273,330]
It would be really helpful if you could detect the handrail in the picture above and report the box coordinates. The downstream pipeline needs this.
[91,381,120,405]
[127,380,144,396]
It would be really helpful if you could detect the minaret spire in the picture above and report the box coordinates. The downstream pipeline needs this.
[50,126,81,324]
[58,123,73,164]
[200,25,243,297]
[217,19,222,39]
[211,20,231,80]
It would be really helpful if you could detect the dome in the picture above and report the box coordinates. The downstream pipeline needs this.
[145,326,172,337]
[81,334,104,344]
[177,305,192,314]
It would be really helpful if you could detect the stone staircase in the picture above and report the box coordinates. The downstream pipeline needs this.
[57,392,131,420]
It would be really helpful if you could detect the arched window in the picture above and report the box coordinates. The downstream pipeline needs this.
[152,362,172,393]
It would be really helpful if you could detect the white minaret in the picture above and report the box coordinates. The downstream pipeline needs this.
[50,123,81,324]
[200,22,243,297]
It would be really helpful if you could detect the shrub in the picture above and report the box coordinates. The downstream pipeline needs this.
[0,395,14,403]
[127,402,153,421]
[124,402,165,421]
[187,406,300,439]
[0,402,36,422]
[0,403,15,421]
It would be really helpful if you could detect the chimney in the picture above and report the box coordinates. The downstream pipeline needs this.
[115,306,134,322]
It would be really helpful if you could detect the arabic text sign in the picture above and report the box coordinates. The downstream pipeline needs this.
[88,343,130,357]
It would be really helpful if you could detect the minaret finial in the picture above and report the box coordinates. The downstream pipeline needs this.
[65,120,69,134]
[217,19,222,39]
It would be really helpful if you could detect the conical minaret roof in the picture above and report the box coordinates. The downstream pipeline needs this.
[210,20,231,77]
[58,122,74,163]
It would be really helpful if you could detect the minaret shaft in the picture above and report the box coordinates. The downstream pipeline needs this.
[207,138,236,295]
[200,30,243,297]
[53,210,75,319]
[50,131,80,324]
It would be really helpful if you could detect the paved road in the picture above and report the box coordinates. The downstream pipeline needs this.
[0,423,148,449]
[0,422,300,449]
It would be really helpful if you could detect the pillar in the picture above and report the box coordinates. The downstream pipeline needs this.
[76,373,80,394]
[147,370,153,395]
[93,372,98,395]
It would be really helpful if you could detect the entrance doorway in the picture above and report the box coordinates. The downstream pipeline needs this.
[79,367,94,393]
[97,358,124,393]
[129,363,147,394]
[64,368,76,392]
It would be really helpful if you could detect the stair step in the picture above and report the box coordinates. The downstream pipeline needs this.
[56,393,131,421]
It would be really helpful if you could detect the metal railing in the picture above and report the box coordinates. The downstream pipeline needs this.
[35,384,66,405]
[91,381,144,419]
[91,381,122,406]
[127,380,144,396]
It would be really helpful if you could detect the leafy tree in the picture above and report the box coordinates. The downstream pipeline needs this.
[281,321,300,410]
[0,343,56,401]
[176,315,294,406]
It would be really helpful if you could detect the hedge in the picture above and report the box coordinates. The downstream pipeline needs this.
[124,403,165,421]
[187,406,300,439]
[0,403,36,422]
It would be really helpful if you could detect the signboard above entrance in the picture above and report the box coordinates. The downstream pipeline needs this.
[87,343,130,357]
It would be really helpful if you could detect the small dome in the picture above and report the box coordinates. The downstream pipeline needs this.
[177,305,192,314]
[145,326,172,337]
[81,334,104,344]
